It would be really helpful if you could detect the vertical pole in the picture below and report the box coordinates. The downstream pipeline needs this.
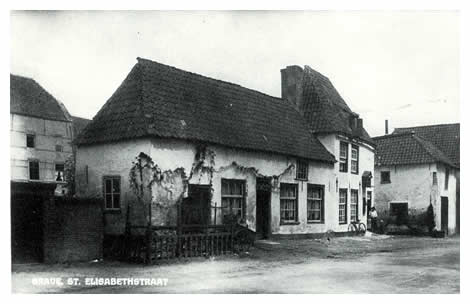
[177,197,182,257]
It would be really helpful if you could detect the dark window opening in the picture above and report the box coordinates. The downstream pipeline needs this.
[29,161,39,180]
[55,145,63,152]
[55,164,65,182]
[296,159,308,180]
[433,172,438,186]
[339,142,348,173]
[26,134,35,148]
[381,171,391,184]
[445,168,450,190]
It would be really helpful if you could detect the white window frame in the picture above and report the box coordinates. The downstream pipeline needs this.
[351,145,359,174]
[339,188,348,224]
[307,184,324,223]
[339,142,348,173]
[350,189,359,222]
[280,183,298,224]
[221,179,246,219]
[103,176,121,210]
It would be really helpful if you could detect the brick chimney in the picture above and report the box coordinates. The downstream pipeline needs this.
[281,65,304,110]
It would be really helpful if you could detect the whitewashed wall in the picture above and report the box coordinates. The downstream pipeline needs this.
[10,113,73,188]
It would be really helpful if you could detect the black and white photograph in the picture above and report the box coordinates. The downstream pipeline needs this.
[7,7,463,294]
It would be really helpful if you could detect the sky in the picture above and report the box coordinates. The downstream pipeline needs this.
[10,10,460,137]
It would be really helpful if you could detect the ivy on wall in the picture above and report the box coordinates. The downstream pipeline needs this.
[128,146,296,217]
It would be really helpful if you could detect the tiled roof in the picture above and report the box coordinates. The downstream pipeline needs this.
[71,116,91,139]
[393,123,459,167]
[10,74,69,122]
[297,66,374,145]
[76,58,335,163]
[373,132,456,168]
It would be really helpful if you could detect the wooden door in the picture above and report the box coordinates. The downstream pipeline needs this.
[256,178,271,239]
[441,197,449,234]
[183,185,211,226]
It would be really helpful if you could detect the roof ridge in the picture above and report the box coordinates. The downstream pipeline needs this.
[394,122,460,130]
[373,131,415,140]
[412,133,454,167]
[136,57,284,102]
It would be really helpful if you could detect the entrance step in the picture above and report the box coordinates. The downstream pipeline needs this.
[254,239,281,251]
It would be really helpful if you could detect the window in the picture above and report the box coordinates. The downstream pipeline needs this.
[350,189,359,222]
[26,134,35,148]
[29,160,39,180]
[381,171,391,184]
[339,142,348,172]
[104,176,121,210]
[296,159,308,180]
[280,183,298,223]
[351,145,359,174]
[55,164,65,182]
[433,172,438,186]
[55,145,63,152]
[445,168,450,190]
[307,184,324,223]
[339,189,348,224]
[221,179,246,219]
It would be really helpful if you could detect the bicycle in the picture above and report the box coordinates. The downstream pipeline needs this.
[348,221,367,235]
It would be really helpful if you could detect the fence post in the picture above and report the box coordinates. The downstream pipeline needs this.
[176,199,182,258]
[145,226,152,264]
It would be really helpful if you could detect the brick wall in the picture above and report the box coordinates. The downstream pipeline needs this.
[43,197,103,263]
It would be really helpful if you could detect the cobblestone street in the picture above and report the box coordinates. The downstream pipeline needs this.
[12,235,460,293]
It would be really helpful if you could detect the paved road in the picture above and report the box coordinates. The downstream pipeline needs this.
[12,236,459,293]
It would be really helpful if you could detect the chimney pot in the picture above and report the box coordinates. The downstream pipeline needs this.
[385,120,389,135]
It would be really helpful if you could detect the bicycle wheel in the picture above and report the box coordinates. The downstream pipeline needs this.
[358,223,367,234]
[347,223,356,233]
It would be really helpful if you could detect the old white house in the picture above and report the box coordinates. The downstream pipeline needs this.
[75,58,375,238]
[373,124,460,235]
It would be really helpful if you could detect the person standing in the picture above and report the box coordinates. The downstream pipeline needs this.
[370,207,378,232]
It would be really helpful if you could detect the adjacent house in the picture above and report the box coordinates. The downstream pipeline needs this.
[10,74,74,261]
[373,123,460,235]
[281,66,376,231]
[75,58,375,238]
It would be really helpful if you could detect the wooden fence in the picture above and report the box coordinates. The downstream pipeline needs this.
[124,224,248,264]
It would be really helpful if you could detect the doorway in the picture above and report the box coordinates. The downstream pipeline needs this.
[256,177,271,239]
[182,185,211,226]
[390,202,409,225]
[441,196,449,234]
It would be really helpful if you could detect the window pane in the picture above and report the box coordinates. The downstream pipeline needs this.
[113,194,120,209]
[29,161,39,180]
[105,179,112,194]
[55,164,64,181]
[105,194,113,209]
[113,178,120,193]
[222,180,229,195]
[26,134,35,148]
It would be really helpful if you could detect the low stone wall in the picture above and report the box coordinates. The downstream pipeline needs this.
[43,197,103,263]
